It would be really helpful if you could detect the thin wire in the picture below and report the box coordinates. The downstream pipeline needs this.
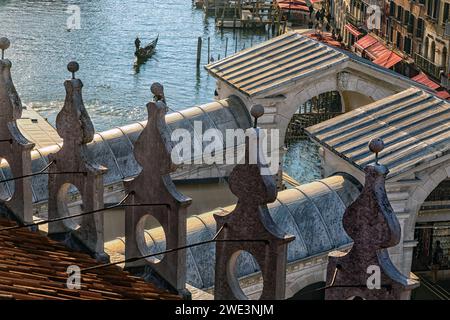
[81,225,269,272]
[0,192,171,232]
[0,160,88,185]
[0,161,54,184]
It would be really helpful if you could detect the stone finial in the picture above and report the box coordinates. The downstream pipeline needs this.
[0,38,23,122]
[0,37,10,59]
[214,128,294,300]
[124,82,191,298]
[250,104,264,128]
[325,139,419,300]
[369,137,384,164]
[48,62,108,262]
[67,61,79,79]
[55,62,94,146]
[151,82,166,103]
[0,36,34,224]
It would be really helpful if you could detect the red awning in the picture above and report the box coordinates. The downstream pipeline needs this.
[307,32,342,48]
[344,23,362,37]
[277,0,310,12]
[411,72,441,91]
[365,41,389,60]
[436,90,450,100]
[372,51,403,68]
[354,34,377,51]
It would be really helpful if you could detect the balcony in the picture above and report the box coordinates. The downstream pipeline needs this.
[346,12,363,28]
[414,53,445,80]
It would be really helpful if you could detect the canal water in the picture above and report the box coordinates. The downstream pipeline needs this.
[0,0,321,184]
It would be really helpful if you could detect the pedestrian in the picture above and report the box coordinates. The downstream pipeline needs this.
[431,240,444,283]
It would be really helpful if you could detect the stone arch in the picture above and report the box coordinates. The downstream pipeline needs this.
[405,164,450,242]
[285,263,327,299]
[277,72,391,144]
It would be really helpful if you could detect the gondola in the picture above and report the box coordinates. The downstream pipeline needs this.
[134,35,158,65]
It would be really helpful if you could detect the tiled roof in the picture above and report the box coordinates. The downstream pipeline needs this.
[0,217,181,300]
[305,88,450,179]
[205,31,349,97]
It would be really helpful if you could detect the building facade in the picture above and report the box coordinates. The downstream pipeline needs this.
[332,0,450,89]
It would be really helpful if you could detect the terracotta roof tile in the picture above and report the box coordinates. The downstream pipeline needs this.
[0,218,181,300]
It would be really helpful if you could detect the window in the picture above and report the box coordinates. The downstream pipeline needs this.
[427,0,433,16]
[417,18,424,37]
[397,31,403,49]
[397,6,403,21]
[404,10,410,25]
[431,41,436,62]
[432,0,440,20]
[442,47,447,68]
[390,1,396,16]
[408,15,415,34]
[444,3,449,24]
[419,0,425,4]
[425,37,429,58]
[404,37,412,54]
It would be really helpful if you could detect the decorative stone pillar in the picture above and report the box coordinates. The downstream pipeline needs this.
[0,37,35,224]
[325,138,419,300]
[214,105,295,300]
[47,62,109,262]
[124,83,192,297]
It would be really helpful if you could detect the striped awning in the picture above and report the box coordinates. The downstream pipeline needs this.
[365,41,388,60]
[344,23,362,37]
[354,34,377,51]
[372,51,402,68]
[412,72,440,91]
[277,0,310,12]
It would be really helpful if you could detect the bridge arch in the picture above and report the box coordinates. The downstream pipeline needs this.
[278,71,391,145]
[285,262,327,299]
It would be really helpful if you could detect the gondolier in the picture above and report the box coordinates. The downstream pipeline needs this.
[134,35,158,66]
[135,37,141,53]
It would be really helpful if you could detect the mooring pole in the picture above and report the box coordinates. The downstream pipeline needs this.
[207,37,211,64]
[225,37,228,57]
[235,34,238,53]
[196,37,202,67]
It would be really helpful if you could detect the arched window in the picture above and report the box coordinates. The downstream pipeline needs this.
[431,41,436,62]
[425,37,429,58]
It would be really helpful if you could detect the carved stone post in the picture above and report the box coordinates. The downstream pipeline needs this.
[214,105,295,300]
[0,37,34,224]
[47,62,109,262]
[124,83,192,297]
[325,138,419,300]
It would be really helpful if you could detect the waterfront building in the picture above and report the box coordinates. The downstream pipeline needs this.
[331,0,450,92]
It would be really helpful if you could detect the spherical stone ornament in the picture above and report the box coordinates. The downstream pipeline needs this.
[369,138,384,154]
[0,37,10,51]
[67,61,80,74]
[250,104,264,119]
[151,82,164,96]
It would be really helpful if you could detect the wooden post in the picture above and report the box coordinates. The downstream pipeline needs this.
[225,37,228,57]
[235,34,238,53]
[196,37,202,67]
[207,37,211,64]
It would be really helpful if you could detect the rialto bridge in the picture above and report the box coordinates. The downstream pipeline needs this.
[1,31,449,299]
